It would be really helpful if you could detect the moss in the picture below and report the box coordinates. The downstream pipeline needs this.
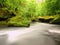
[7,16,31,27]
[0,21,7,27]
[50,14,60,24]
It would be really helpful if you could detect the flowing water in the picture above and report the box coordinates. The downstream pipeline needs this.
[0,22,60,45]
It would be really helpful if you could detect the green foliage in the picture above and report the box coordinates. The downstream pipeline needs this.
[0,0,60,27]
[36,0,60,24]
[7,16,31,27]
[0,0,33,26]
[50,15,60,24]
[37,0,60,15]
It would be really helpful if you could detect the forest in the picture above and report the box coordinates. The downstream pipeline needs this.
[0,0,60,27]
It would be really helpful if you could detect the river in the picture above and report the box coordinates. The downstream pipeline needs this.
[0,22,60,45]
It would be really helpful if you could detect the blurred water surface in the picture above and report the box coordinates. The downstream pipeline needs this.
[0,22,60,45]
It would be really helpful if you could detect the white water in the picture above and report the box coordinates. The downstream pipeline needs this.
[0,22,60,45]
